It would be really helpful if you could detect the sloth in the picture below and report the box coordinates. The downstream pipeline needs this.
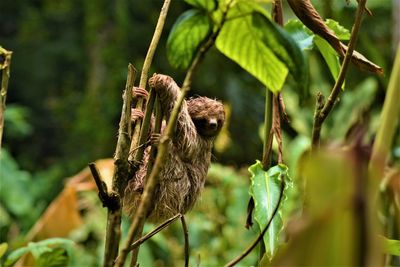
[124,74,225,222]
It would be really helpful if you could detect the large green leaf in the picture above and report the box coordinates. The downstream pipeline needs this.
[252,13,309,96]
[314,35,344,89]
[167,9,212,70]
[216,2,288,93]
[216,2,307,94]
[248,161,290,260]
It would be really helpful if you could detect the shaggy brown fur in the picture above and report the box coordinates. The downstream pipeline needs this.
[124,74,225,222]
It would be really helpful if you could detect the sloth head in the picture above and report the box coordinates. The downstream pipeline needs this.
[187,97,225,138]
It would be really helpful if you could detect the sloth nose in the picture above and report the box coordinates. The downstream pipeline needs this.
[209,118,218,129]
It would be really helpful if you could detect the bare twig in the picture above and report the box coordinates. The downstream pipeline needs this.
[225,179,285,267]
[0,47,12,148]
[181,216,190,267]
[128,214,182,251]
[89,162,118,209]
[103,64,136,267]
[312,0,368,149]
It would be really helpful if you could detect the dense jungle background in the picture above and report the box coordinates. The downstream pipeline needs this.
[0,0,399,266]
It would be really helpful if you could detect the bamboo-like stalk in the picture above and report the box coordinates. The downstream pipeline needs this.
[129,0,172,162]
[369,46,400,180]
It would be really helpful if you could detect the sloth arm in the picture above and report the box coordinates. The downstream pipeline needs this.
[150,74,199,158]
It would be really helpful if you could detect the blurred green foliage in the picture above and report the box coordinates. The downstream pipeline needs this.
[0,0,398,266]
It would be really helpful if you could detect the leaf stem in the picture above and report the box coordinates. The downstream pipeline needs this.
[262,90,273,170]
[312,0,368,149]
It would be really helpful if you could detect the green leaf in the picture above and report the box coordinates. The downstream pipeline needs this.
[314,36,344,89]
[380,236,400,256]
[4,238,75,267]
[252,13,309,96]
[216,2,307,94]
[325,19,350,41]
[248,161,290,260]
[36,248,69,267]
[0,243,8,259]
[185,0,217,12]
[216,2,288,93]
[167,9,212,70]
[284,20,314,50]
[4,247,30,266]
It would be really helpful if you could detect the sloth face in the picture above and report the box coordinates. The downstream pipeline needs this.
[187,97,225,138]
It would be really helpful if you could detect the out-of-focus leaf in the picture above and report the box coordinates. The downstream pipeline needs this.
[330,78,378,139]
[216,2,288,93]
[0,243,8,259]
[284,19,314,50]
[248,161,290,260]
[380,236,400,256]
[4,105,33,138]
[25,186,83,242]
[4,247,30,267]
[35,247,69,267]
[0,149,34,216]
[6,238,75,267]
[185,0,216,12]
[325,19,350,41]
[271,148,381,266]
[167,9,212,70]
[314,36,343,88]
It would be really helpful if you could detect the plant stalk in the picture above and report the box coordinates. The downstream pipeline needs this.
[0,47,12,149]
[103,64,136,267]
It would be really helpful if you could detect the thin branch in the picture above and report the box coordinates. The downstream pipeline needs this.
[114,3,233,266]
[129,0,172,162]
[181,216,190,267]
[224,180,285,267]
[103,64,136,267]
[0,47,12,148]
[128,214,182,251]
[89,163,116,208]
[311,0,368,149]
